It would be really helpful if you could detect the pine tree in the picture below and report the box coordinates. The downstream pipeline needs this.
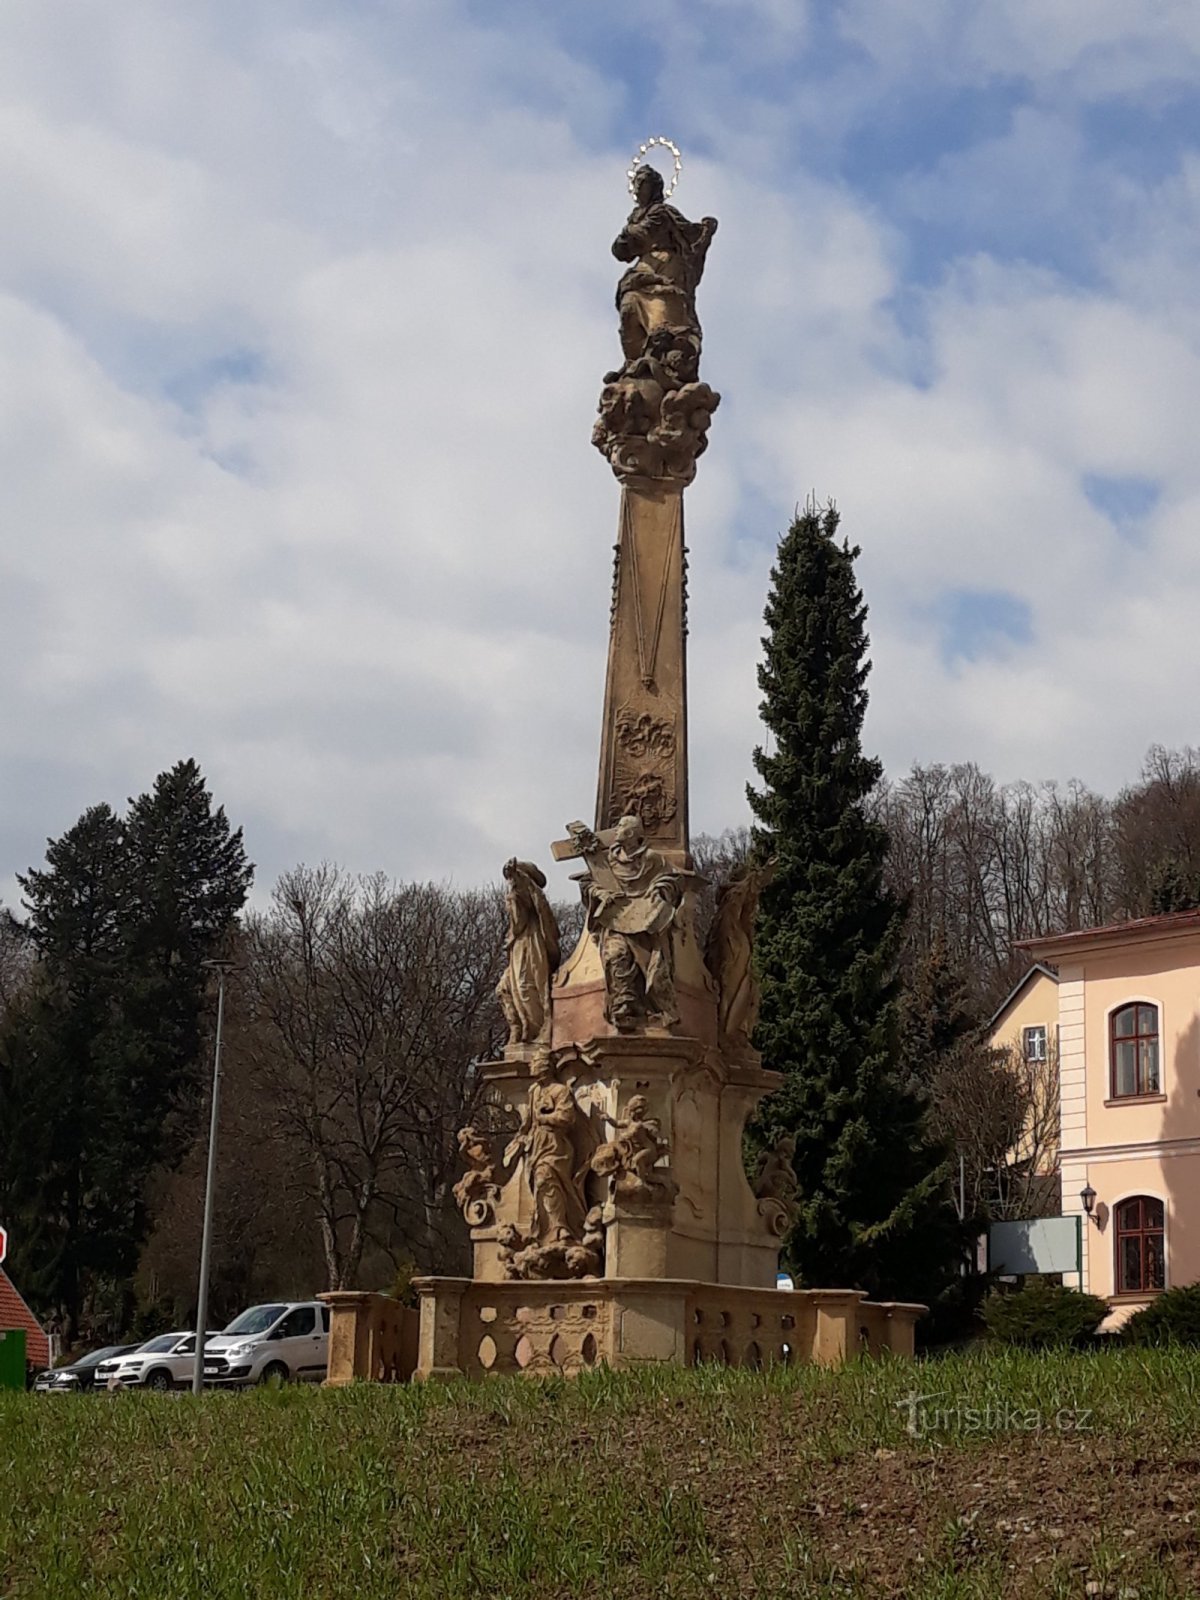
[749,504,958,1304]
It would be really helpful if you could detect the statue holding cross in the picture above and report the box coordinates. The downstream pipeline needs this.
[552,814,683,1031]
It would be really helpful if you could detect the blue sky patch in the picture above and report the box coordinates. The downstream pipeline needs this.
[165,348,266,414]
[1083,472,1160,541]
[933,587,1034,665]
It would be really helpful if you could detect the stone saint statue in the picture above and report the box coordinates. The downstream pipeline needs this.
[496,858,561,1047]
[593,164,720,485]
[705,860,774,1052]
[573,815,682,1030]
[613,165,716,366]
[503,1046,589,1246]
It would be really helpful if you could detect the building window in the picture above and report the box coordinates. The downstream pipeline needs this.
[1110,1003,1160,1098]
[1114,1196,1165,1294]
[1023,1025,1047,1063]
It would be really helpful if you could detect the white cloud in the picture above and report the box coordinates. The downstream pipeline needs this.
[5,0,1200,911]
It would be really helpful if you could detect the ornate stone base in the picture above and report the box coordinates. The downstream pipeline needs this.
[410,1276,924,1380]
[469,1034,785,1290]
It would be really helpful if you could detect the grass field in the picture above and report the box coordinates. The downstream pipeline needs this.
[3,1347,1200,1599]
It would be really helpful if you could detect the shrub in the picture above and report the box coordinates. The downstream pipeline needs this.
[1124,1284,1200,1347]
[982,1280,1109,1349]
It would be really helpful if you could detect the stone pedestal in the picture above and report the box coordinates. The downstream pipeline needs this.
[468,1031,784,1293]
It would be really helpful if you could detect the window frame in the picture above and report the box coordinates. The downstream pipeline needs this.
[1113,1194,1166,1296]
[1108,1000,1162,1100]
[1022,1024,1047,1063]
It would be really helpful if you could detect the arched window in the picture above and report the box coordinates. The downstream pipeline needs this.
[1110,1003,1160,1098]
[1115,1196,1165,1294]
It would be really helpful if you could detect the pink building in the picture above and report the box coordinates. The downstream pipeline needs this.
[1020,910,1200,1321]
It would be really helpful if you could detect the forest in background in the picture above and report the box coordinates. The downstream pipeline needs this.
[3,743,1200,1347]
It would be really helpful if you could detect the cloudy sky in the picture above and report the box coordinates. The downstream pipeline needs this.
[4,0,1200,903]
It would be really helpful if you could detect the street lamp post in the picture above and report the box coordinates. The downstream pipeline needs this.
[192,958,239,1398]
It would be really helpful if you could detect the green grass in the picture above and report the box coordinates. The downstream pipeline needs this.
[3,1349,1200,1598]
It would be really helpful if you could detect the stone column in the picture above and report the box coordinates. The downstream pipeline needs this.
[412,1277,470,1382]
[595,483,689,857]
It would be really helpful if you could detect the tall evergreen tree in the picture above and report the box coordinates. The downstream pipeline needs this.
[0,763,252,1336]
[123,759,254,1160]
[749,504,958,1304]
[2,805,133,1330]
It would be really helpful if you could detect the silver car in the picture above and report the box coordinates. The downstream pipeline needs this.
[97,1331,197,1391]
[202,1302,330,1387]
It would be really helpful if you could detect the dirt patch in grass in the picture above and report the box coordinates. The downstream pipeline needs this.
[403,1377,1200,1597]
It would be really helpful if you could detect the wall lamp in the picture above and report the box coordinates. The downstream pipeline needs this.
[1080,1183,1097,1220]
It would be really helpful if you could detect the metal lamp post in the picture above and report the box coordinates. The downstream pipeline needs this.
[192,958,240,1398]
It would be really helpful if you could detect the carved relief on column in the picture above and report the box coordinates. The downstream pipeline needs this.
[595,485,689,852]
[608,701,678,835]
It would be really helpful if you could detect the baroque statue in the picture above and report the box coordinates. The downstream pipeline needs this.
[705,860,775,1053]
[496,858,561,1047]
[501,1045,596,1278]
[568,815,683,1030]
[593,163,719,486]
[592,1095,678,1205]
[754,1133,800,1214]
[497,1205,605,1281]
[452,1125,500,1227]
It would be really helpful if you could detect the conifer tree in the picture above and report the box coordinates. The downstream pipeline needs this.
[123,758,254,1159]
[2,805,133,1331]
[749,504,958,1304]
[0,764,252,1334]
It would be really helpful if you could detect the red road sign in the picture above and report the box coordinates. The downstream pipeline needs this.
[0,1225,6,1266]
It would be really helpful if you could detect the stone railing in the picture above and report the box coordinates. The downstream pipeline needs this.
[319,1291,419,1386]
[409,1277,924,1381]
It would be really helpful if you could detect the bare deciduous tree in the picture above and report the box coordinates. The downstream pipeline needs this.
[927,1036,1060,1224]
[238,866,507,1289]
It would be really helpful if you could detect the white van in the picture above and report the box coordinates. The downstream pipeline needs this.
[201,1301,330,1387]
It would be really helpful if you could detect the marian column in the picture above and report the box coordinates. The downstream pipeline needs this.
[411,142,925,1381]
[590,155,719,859]
[445,144,786,1310]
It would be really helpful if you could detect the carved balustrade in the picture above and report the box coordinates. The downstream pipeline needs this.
[410,1277,923,1380]
[319,1291,419,1386]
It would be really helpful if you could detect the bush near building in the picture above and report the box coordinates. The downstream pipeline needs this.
[1124,1284,1200,1347]
[982,1281,1109,1348]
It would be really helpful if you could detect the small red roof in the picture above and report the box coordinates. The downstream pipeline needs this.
[1017,908,1200,959]
[0,1267,50,1368]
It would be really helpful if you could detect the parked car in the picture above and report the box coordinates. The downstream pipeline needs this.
[202,1302,330,1387]
[33,1344,141,1393]
[97,1332,197,1391]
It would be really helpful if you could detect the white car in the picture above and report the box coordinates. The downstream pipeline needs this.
[97,1331,197,1391]
[201,1302,330,1387]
